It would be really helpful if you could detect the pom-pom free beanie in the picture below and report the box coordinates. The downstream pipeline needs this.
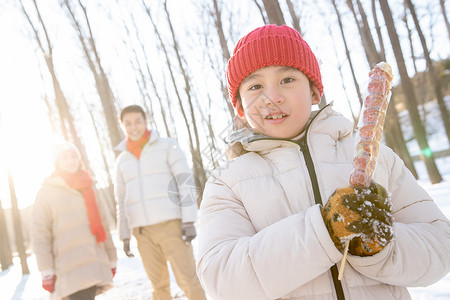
[226,24,323,108]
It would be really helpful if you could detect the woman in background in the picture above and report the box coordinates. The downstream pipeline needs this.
[31,142,117,300]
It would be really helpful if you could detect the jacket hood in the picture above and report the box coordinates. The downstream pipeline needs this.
[225,105,353,160]
[114,130,159,152]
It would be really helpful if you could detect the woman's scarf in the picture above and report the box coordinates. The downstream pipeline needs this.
[53,169,106,243]
[127,129,151,159]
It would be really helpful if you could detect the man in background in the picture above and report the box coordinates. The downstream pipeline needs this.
[114,104,206,300]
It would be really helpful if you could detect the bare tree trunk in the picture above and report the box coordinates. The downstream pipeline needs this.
[0,114,13,270]
[252,0,269,24]
[85,105,116,224]
[0,198,13,271]
[205,94,222,170]
[325,22,358,123]
[440,0,450,40]
[20,0,67,140]
[8,171,29,275]
[380,0,442,184]
[371,0,386,61]
[344,0,417,176]
[405,0,450,145]
[129,19,171,137]
[119,25,158,131]
[21,0,91,170]
[402,1,418,74]
[331,0,363,108]
[285,0,302,34]
[212,0,231,60]
[368,0,417,177]
[162,1,207,191]
[63,0,123,149]
[212,0,235,120]
[162,79,179,139]
[262,0,286,25]
[345,0,375,68]
[42,94,59,135]
[355,0,381,66]
[142,1,207,194]
[115,20,156,128]
[384,97,418,178]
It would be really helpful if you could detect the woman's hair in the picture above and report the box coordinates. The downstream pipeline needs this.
[119,105,146,121]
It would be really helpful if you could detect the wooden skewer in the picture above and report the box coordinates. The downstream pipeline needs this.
[338,240,350,280]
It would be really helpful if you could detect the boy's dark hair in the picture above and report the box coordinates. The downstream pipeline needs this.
[119,105,146,121]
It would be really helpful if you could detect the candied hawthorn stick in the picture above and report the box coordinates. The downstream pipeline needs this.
[338,62,393,281]
[349,62,394,188]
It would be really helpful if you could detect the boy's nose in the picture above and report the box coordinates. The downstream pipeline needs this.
[263,89,284,106]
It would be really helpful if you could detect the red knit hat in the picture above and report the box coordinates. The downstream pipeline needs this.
[226,24,323,109]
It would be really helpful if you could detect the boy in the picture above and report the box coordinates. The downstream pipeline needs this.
[197,24,450,299]
[114,105,206,300]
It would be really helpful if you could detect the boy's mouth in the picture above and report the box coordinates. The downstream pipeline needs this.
[265,113,288,120]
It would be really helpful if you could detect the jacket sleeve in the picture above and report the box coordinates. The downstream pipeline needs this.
[103,223,118,265]
[347,147,450,286]
[196,175,343,299]
[167,139,198,223]
[115,161,132,241]
[31,189,55,273]
[96,190,118,264]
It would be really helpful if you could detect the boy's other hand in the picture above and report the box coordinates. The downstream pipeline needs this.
[322,182,394,256]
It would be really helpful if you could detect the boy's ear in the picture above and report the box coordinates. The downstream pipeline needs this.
[311,85,321,105]
[235,100,246,118]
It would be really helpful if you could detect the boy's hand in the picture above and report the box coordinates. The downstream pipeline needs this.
[322,182,394,256]
[42,275,56,293]
[123,239,134,257]
[181,222,196,243]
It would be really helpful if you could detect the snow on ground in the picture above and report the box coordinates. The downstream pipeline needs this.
[1,156,449,299]
[2,99,450,300]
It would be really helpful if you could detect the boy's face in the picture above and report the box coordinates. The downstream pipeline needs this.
[121,112,147,141]
[237,66,321,139]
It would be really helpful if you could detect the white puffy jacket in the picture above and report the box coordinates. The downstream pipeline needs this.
[115,131,198,240]
[197,106,450,300]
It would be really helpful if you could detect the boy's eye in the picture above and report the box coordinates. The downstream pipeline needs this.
[249,84,262,90]
[281,77,294,84]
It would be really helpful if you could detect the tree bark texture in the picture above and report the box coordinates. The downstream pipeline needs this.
[380,0,442,184]
[405,0,450,145]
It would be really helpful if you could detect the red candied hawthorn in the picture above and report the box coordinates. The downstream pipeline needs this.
[367,79,389,96]
[363,109,379,125]
[364,95,384,109]
[359,124,376,139]
[355,142,373,156]
[349,170,370,186]
[353,155,371,171]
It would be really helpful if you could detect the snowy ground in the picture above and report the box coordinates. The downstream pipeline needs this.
[1,156,449,299]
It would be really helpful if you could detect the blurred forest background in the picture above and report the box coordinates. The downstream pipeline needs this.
[0,0,449,273]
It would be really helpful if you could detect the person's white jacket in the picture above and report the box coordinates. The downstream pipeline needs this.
[197,105,450,300]
[115,130,198,241]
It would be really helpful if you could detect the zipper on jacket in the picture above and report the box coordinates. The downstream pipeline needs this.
[298,136,346,300]
[298,139,322,206]
[137,159,150,224]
